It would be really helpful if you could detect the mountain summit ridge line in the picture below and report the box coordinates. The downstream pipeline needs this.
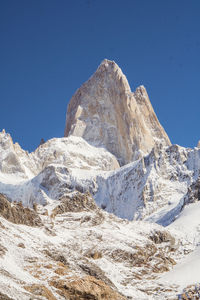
[64,59,171,165]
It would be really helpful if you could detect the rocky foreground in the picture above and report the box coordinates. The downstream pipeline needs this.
[0,192,199,300]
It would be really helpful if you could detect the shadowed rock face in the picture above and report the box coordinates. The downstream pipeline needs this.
[64,59,171,165]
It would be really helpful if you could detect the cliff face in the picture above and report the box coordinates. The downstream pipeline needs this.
[64,59,171,165]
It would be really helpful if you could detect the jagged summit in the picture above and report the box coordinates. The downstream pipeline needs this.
[94,59,131,92]
[64,60,171,165]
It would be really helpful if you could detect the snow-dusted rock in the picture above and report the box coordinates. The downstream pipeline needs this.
[0,130,119,179]
[64,59,171,165]
[1,128,200,224]
[182,175,200,206]
[0,130,34,178]
[31,135,119,172]
[94,144,200,223]
[0,192,180,300]
[0,131,119,207]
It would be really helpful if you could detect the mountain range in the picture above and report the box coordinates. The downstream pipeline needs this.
[0,60,200,299]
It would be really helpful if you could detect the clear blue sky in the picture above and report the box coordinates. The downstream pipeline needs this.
[0,0,200,151]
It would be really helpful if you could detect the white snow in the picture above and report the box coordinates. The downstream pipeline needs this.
[160,246,200,288]
[168,201,200,245]
[158,202,200,291]
[1,130,200,298]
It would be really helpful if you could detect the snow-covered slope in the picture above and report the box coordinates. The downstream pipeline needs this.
[1,129,200,299]
[0,192,185,300]
[1,190,200,300]
[1,129,200,224]
[94,144,200,223]
[0,130,119,206]
[2,54,200,300]
[0,130,119,177]
[31,135,119,172]
[157,201,200,296]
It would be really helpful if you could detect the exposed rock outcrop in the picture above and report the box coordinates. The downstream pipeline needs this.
[178,284,200,299]
[49,276,126,300]
[0,130,30,177]
[24,284,56,300]
[0,194,42,226]
[65,59,171,165]
[0,292,14,300]
[78,261,114,288]
[51,192,97,217]
[183,176,200,206]
[39,138,45,146]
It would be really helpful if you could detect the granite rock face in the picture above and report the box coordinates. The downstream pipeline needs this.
[64,59,171,165]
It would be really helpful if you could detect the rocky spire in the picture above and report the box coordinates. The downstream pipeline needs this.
[39,138,45,146]
[64,59,171,165]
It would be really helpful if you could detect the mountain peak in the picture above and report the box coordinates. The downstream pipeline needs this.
[100,58,115,66]
[99,58,120,70]
[91,58,131,94]
[64,60,171,165]
[96,58,120,76]
[98,59,123,74]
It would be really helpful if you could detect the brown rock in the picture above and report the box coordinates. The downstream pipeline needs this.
[149,230,175,246]
[0,244,7,257]
[50,275,126,300]
[109,242,176,275]
[17,243,25,248]
[52,192,97,217]
[0,194,42,227]
[64,59,171,165]
[54,267,67,276]
[79,261,114,288]
[24,284,56,300]
[43,249,69,266]
[179,284,200,300]
[0,291,14,300]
